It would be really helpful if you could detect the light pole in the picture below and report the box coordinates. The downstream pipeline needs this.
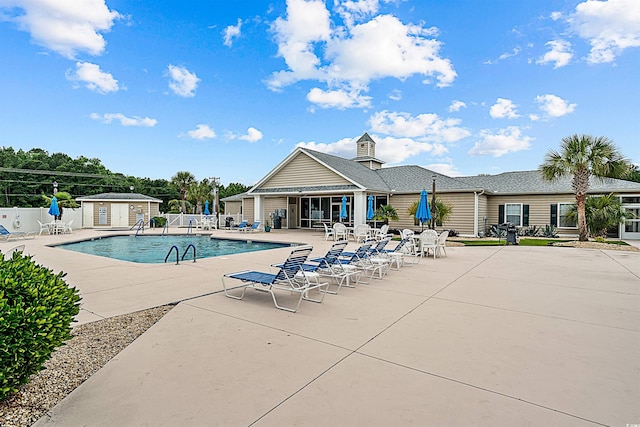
[130,185,134,193]
[53,180,58,195]
[431,175,436,230]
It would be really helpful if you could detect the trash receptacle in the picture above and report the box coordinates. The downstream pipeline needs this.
[225,217,234,228]
[273,215,282,229]
[505,223,518,245]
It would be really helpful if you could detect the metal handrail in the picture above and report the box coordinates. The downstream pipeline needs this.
[164,245,179,264]
[162,220,169,236]
[187,218,195,235]
[131,218,144,231]
[181,244,197,263]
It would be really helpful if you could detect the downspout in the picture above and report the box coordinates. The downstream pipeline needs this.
[474,190,485,237]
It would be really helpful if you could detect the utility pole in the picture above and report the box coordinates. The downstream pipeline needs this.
[210,177,220,226]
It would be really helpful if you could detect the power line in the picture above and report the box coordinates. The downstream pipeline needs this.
[0,167,124,179]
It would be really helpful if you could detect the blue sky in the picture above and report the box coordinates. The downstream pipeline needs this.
[1,0,638,186]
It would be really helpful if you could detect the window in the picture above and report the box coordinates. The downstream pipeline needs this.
[558,203,576,228]
[505,204,522,226]
[499,204,529,226]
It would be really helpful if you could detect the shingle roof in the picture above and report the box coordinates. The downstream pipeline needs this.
[460,170,640,194]
[76,192,163,202]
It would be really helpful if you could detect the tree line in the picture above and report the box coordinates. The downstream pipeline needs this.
[0,147,250,213]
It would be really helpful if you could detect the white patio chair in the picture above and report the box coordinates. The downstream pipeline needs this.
[322,223,335,241]
[419,230,438,259]
[372,224,390,241]
[333,222,348,241]
[353,224,371,243]
[63,219,74,234]
[37,220,51,235]
[436,230,449,258]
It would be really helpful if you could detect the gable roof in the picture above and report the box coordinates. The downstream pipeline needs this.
[76,192,163,202]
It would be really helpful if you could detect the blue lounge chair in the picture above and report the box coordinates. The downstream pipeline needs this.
[227,220,248,232]
[222,246,327,312]
[381,237,413,269]
[337,240,382,284]
[0,224,35,241]
[299,241,359,294]
[243,221,261,233]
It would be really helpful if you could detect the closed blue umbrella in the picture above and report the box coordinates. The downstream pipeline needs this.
[48,196,60,218]
[415,189,431,230]
[204,200,210,216]
[367,195,375,220]
[340,196,348,220]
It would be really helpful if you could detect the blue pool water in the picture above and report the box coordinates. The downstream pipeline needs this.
[56,235,291,264]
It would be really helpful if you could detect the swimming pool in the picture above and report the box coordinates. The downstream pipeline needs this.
[56,235,292,264]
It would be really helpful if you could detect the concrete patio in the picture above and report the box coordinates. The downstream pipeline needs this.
[3,228,639,426]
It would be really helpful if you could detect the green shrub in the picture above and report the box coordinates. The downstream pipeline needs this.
[0,252,81,400]
[151,216,167,228]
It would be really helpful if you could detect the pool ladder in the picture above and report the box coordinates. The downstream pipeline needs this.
[164,244,197,265]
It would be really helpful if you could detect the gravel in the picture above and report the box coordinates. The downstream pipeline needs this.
[0,305,173,427]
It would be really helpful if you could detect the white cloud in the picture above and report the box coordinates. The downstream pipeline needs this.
[297,134,441,164]
[489,98,519,119]
[228,127,263,143]
[90,112,157,127]
[425,162,462,177]
[66,61,119,93]
[535,94,577,117]
[568,0,640,63]
[307,87,372,109]
[388,89,402,101]
[223,19,242,47]
[334,0,380,27]
[186,124,216,140]
[267,0,456,105]
[0,0,121,58]
[550,11,563,21]
[167,64,200,97]
[468,126,533,157]
[537,39,573,68]
[448,100,466,112]
[369,110,470,143]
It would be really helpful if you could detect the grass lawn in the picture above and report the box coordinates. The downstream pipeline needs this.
[456,238,630,247]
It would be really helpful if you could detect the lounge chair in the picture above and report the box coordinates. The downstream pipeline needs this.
[244,221,261,233]
[0,224,35,241]
[63,219,74,234]
[338,240,381,284]
[227,220,248,232]
[307,241,360,293]
[381,238,413,269]
[222,246,328,312]
[2,244,25,260]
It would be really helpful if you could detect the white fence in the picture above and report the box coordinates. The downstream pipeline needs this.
[163,213,242,229]
[0,207,83,234]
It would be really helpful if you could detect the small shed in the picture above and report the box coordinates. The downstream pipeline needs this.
[76,193,162,228]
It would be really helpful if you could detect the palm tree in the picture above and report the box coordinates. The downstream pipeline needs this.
[187,179,213,214]
[566,193,634,238]
[407,197,453,227]
[373,204,399,224]
[171,171,195,214]
[42,191,78,220]
[539,134,631,241]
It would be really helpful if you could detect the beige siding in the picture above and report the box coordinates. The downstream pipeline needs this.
[477,194,489,234]
[387,192,476,235]
[486,194,579,234]
[242,198,255,223]
[438,193,476,236]
[261,153,351,188]
[262,197,288,227]
[224,201,242,216]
